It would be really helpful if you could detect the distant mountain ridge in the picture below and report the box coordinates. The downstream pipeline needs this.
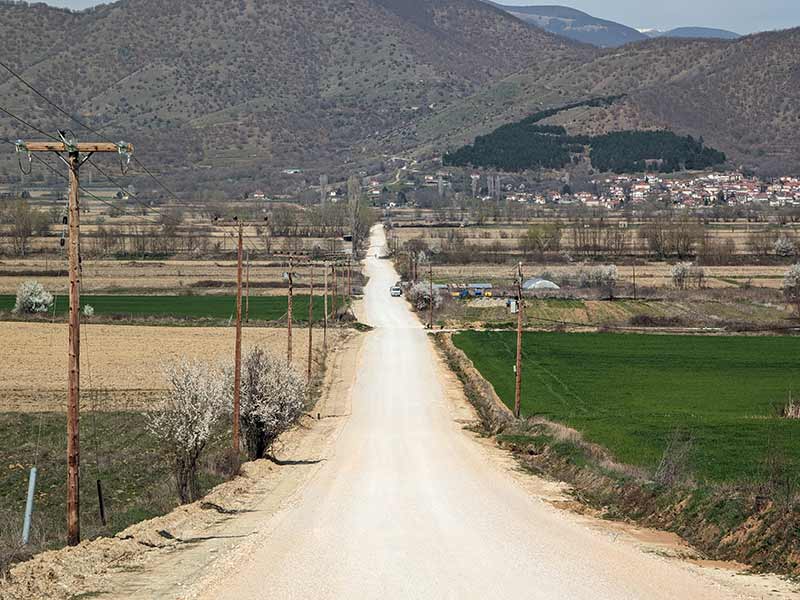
[492,4,740,47]
[491,4,646,47]
[647,27,741,40]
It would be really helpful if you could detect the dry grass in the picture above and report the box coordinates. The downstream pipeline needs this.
[0,322,343,412]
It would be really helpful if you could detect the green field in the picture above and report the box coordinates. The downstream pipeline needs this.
[453,331,800,483]
[0,411,229,568]
[0,294,339,323]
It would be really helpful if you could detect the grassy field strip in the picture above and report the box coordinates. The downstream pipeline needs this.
[453,330,800,483]
[0,294,339,322]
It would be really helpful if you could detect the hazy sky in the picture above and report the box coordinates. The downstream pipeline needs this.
[37,0,800,34]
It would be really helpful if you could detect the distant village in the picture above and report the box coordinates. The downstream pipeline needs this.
[508,173,800,210]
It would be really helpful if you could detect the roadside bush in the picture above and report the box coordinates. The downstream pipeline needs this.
[406,281,443,311]
[82,304,95,317]
[146,359,226,504]
[236,347,306,461]
[654,430,693,488]
[12,280,53,314]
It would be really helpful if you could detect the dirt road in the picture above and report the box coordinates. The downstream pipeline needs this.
[192,227,794,599]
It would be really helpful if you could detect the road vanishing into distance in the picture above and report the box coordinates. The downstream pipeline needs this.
[197,227,778,599]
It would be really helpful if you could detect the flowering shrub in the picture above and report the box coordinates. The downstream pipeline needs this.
[236,347,306,460]
[146,360,226,504]
[83,305,95,317]
[13,280,53,314]
[785,264,800,314]
[774,236,796,257]
[406,281,443,311]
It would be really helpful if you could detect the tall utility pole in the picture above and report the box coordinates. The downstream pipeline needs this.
[514,262,524,419]
[286,257,294,364]
[323,262,329,352]
[307,263,314,382]
[233,221,243,462]
[632,261,638,301]
[18,139,133,546]
[245,252,251,323]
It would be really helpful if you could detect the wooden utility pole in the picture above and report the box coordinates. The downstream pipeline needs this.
[18,139,133,546]
[307,263,314,382]
[347,257,352,306]
[332,263,338,320]
[323,262,329,352]
[429,259,434,330]
[632,261,638,301]
[287,256,294,364]
[514,262,524,419]
[245,252,251,322]
[233,221,243,462]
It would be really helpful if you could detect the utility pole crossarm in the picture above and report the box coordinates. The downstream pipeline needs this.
[20,141,132,154]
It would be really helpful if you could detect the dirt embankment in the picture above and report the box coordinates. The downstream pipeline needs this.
[433,333,514,433]
[0,330,365,600]
[433,332,800,578]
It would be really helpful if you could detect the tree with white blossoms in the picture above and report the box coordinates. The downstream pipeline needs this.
[406,281,443,312]
[774,236,797,257]
[596,265,618,300]
[784,264,800,315]
[13,280,53,314]
[235,347,307,460]
[146,359,226,504]
[671,262,691,290]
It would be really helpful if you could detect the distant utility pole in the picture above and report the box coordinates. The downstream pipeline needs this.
[514,262,524,419]
[307,263,314,382]
[632,260,638,301]
[332,262,338,320]
[233,221,243,464]
[287,256,294,364]
[245,252,251,323]
[323,262,329,352]
[347,257,352,306]
[17,137,133,546]
[429,258,434,330]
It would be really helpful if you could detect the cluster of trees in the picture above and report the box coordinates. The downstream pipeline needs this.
[586,132,726,174]
[0,200,51,256]
[146,347,306,504]
[639,216,704,259]
[443,96,725,175]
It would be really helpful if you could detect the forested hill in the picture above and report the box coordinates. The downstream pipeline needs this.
[443,100,727,173]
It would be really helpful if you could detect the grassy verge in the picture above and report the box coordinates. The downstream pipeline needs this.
[0,412,230,572]
[449,330,800,573]
[0,294,342,324]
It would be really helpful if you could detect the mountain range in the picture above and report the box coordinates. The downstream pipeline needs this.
[492,4,740,47]
[0,0,796,194]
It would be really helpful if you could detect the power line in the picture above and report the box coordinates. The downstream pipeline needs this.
[0,103,59,141]
[0,59,183,203]
[0,60,104,140]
